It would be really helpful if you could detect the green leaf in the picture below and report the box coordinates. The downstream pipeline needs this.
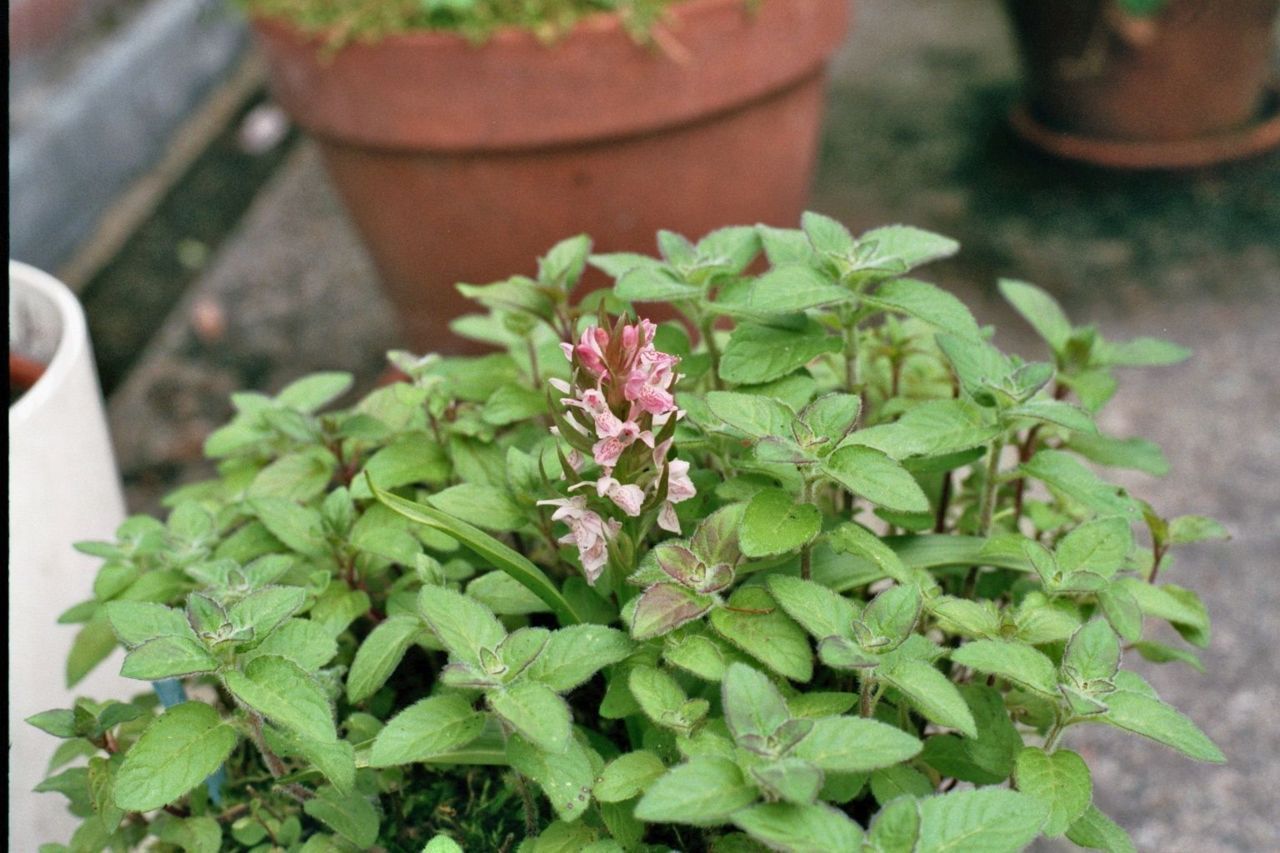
[1131,641,1204,672]
[751,758,824,805]
[468,570,553,616]
[1020,450,1137,517]
[740,489,821,558]
[629,665,700,733]
[733,802,865,852]
[1097,674,1224,763]
[935,334,1013,403]
[423,835,466,853]
[634,757,758,826]
[863,278,980,340]
[350,433,449,498]
[916,788,1047,853]
[303,786,380,848]
[347,615,421,703]
[418,585,506,666]
[26,709,78,739]
[103,601,196,648]
[113,703,238,812]
[228,586,306,640]
[488,682,572,754]
[959,684,1023,779]
[507,732,597,822]
[224,655,336,743]
[1005,400,1097,434]
[765,575,857,641]
[1066,804,1137,853]
[845,399,998,460]
[120,637,218,681]
[857,225,959,273]
[1064,433,1169,476]
[275,372,352,412]
[68,616,125,687]
[858,584,922,650]
[998,279,1071,354]
[1096,337,1190,367]
[950,640,1059,697]
[802,211,856,256]
[594,751,666,803]
[1056,516,1132,576]
[1168,515,1230,545]
[705,391,796,439]
[1014,747,1091,836]
[368,695,486,767]
[880,661,976,738]
[721,662,791,742]
[526,625,633,692]
[1062,619,1121,686]
[371,481,581,625]
[250,497,327,558]
[247,447,335,502]
[428,483,526,532]
[241,618,338,672]
[823,445,930,513]
[710,586,813,682]
[736,265,854,314]
[867,795,922,852]
[1115,580,1210,647]
[870,764,934,806]
[615,265,701,302]
[802,393,862,445]
[631,583,714,641]
[719,322,843,385]
[793,716,923,773]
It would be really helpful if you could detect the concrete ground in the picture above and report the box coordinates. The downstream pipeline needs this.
[98,0,1277,849]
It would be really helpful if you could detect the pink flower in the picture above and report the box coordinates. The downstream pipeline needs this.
[537,495,618,584]
[596,477,646,517]
[568,327,610,377]
[666,458,696,504]
[657,502,682,534]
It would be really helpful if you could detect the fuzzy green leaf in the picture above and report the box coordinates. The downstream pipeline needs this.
[113,703,238,812]
[733,802,865,852]
[740,489,822,558]
[488,682,572,754]
[710,586,813,682]
[347,615,421,703]
[950,640,1059,697]
[369,695,486,767]
[916,788,1047,853]
[823,445,930,514]
[635,758,758,826]
[880,661,976,738]
[1014,747,1092,836]
[224,655,336,744]
[1065,804,1137,853]
[719,322,843,385]
[793,716,923,773]
[303,786,380,848]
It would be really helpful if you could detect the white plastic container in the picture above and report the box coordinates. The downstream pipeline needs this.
[9,261,133,848]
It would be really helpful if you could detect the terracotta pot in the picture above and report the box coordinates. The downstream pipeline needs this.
[1004,0,1280,165]
[251,0,851,351]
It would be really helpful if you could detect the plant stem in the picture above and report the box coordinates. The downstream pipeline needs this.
[800,479,814,580]
[859,676,877,717]
[243,709,313,803]
[934,471,953,533]
[699,316,723,390]
[1043,715,1068,752]
[978,436,1006,536]
[844,322,861,398]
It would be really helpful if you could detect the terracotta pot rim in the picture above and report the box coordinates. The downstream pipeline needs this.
[252,0,850,152]
[1008,87,1280,169]
[252,0,768,52]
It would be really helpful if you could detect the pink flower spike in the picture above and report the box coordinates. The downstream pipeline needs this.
[592,436,627,469]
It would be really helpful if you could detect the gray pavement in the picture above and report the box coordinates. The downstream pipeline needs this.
[103,0,1279,849]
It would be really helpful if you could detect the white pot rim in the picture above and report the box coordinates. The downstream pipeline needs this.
[9,260,90,426]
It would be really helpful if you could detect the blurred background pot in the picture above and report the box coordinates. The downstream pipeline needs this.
[1004,0,1280,167]
[252,0,851,351]
[9,261,131,845]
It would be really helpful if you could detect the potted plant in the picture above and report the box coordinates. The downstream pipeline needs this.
[9,261,133,843]
[1004,0,1280,168]
[30,215,1227,851]
[245,0,850,351]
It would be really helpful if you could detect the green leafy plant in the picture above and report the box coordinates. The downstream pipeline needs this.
[33,214,1227,852]
[244,0,675,50]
